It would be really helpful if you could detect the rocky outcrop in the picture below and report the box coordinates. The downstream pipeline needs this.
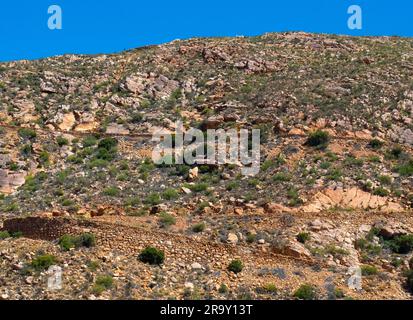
[0,169,26,194]
[301,187,404,213]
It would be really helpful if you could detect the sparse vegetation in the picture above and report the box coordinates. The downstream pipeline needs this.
[361,265,378,276]
[58,233,96,251]
[293,284,317,300]
[0,231,11,240]
[228,259,243,273]
[296,232,310,244]
[192,222,206,233]
[30,254,57,271]
[386,234,413,254]
[159,212,176,228]
[368,139,384,150]
[306,130,330,148]
[93,275,113,295]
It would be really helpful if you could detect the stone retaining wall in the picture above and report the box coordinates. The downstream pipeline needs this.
[2,217,95,241]
[1,216,238,263]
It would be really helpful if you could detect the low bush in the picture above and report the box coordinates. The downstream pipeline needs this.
[296,232,311,244]
[192,222,206,233]
[361,265,378,276]
[162,188,179,200]
[56,136,69,146]
[0,231,10,240]
[93,275,113,295]
[228,259,243,273]
[58,233,96,251]
[262,283,278,293]
[144,193,161,205]
[293,284,317,300]
[386,234,413,254]
[138,246,165,265]
[368,139,384,150]
[18,128,37,140]
[406,270,413,293]
[159,212,176,228]
[103,186,120,197]
[306,130,330,148]
[395,160,413,176]
[30,254,57,271]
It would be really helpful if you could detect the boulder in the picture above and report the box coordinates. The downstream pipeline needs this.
[227,233,238,244]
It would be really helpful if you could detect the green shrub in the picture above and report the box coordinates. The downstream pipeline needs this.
[272,172,291,182]
[162,188,179,200]
[226,181,240,191]
[228,259,243,273]
[20,144,32,156]
[368,139,384,150]
[246,232,256,243]
[82,136,98,147]
[354,238,382,256]
[406,270,413,293]
[378,175,392,185]
[58,233,96,251]
[192,222,206,233]
[18,128,37,140]
[262,283,278,293]
[88,159,109,168]
[60,198,75,207]
[93,275,113,295]
[58,235,76,251]
[30,254,57,271]
[0,231,11,240]
[130,113,143,123]
[334,288,345,299]
[124,196,141,207]
[10,231,23,238]
[296,232,311,244]
[8,162,19,171]
[95,147,117,161]
[189,183,209,193]
[98,137,118,151]
[373,187,389,197]
[395,160,413,176]
[326,168,343,181]
[159,212,176,228]
[306,130,330,148]
[103,186,120,197]
[391,257,403,268]
[387,146,403,159]
[56,136,69,146]
[387,234,413,254]
[138,246,165,265]
[144,193,161,205]
[39,151,50,165]
[76,233,96,248]
[293,284,317,300]
[361,265,378,276]
[218,283,229,294]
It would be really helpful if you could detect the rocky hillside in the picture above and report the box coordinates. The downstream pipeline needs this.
[0,32,413,300]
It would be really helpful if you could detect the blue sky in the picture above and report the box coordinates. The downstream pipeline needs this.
[0,0,411,62]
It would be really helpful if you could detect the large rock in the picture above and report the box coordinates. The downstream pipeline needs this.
[401,129,413,145]
[0,169,27,194]
[301,187,404,213]
[203,115,224,129]
[106,124,130,135]
[53,112,76,131]
[124,75,146,94]
[227,233,238,244]
[273,242,311,259]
